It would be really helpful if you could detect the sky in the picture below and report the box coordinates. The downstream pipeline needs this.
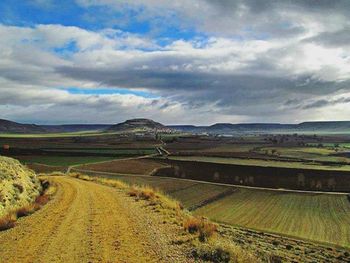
[0,0,350,125]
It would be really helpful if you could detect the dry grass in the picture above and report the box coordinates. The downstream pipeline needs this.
[0,156,42,217]
[0,179,55,231]
[35,194,50,206]
[127,184,183,212]
[69,172,258,262]
[16,204,38,217]
[191,239,259,263]
[0,212,17,231]
[184,216,217,242]
[128,186,156,200]
[69,172,128,189]
[38,171,66,177]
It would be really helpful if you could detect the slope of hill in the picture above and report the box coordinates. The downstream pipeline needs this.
[2,118,350,135]
[170,121,350,134]
[0,156,42,216]
[0,119,46,134]
[41,124,111,133]
[107,118,169,132]
[297,121,350,131]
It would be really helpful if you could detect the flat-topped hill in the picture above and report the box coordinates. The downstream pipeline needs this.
[106,118,168,132]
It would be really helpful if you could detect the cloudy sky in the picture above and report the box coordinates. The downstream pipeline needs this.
[1,0,350,125]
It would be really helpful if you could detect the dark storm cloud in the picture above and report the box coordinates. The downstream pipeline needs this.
[303,97,350,109]
[56,63,350,116]
[305,28,350,47]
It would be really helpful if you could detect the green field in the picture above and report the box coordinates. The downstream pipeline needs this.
[75,172,228,208]
[76,170,350,248]
[0,131,120,138]
[308,143,350,149]
[170,183,229,208]
[43,148,157,155]
[194,188,350,248]
[256,146,350,164]
[17,156,117,166]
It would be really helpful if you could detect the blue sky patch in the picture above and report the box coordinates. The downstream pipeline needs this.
[64,87,159,99]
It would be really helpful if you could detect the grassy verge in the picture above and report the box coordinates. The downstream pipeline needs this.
[0,180,56,231]
[68,172,261,262]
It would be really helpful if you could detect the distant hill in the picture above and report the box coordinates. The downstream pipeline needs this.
[42,124,111,133]
[107,118,168,132]
[169,121,350,134]
[0,119,46,134]
[297,121,350,131]
[0,119,111,134]
[1,118,350,135]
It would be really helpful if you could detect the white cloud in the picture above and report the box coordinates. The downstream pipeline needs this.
[2,0,350,125]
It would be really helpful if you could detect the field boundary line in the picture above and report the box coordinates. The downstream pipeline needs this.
[68,168,350,195]
[66,153,159,173]
[188,188,237,211]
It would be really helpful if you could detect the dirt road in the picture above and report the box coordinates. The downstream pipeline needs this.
[66,154,159,173]
[0,176,190,263]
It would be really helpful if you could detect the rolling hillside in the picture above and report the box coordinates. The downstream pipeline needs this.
[0,119,46,134]
[170,121,350,134]
[0,119,111,134]
[0,156,42,216]
[2,118,350,135]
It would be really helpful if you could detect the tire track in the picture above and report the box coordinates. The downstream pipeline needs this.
[0,176,179,263]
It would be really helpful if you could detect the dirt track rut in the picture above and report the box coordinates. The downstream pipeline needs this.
[0,176,186,263]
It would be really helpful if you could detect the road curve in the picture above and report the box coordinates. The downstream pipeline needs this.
[0,176,184,263]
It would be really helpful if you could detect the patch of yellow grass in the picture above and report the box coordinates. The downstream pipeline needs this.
[68,173,128,189]
[127,184,183,212]
[0,156,42,217]
[0,178,55,231]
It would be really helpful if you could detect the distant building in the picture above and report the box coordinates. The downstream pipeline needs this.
[3,144,10,150]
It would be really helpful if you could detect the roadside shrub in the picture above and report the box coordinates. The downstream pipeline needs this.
[17,181,53,218]
[128,185,157,200]
[40,180,50,191]
[192,244,230,263]
[140,187,156,200]
[192,241,258,263]
[99,178,127,189]
[17,203,41,217]
[35,194,50,206]
[199,220,218,242]
[184,217,201,233]
[128,186,139,197]
[184,216,217,241]
[268,254,283,263]
[0,212,17,231]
